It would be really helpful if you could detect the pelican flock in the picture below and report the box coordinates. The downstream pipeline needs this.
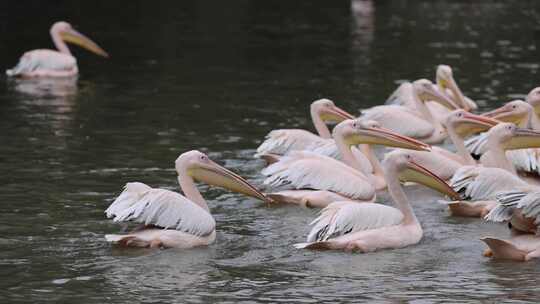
[102,62,540,260]
[10,23,540,262]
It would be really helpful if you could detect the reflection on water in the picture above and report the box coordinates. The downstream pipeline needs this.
[1,1,540,303]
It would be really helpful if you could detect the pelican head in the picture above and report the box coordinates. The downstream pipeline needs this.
[436,64,476,111]
[526,87,540,116]
[311,99,355,123]
[51,21,109,57]
[482,100,532,127]
[412,79,459,110]
[488,123,540,150]
[334,118,431,151]
[383,150,461,200]
[175,150,269,202]
[445,109,499,137]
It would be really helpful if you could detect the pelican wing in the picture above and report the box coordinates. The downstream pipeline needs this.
[255,129,329,157]
[307,202,404,242]
[385,82,415,107]
[517,192,540,225]
[360,105,434,139]
[6,50,76,76]
[507,148,540,175]
[105,182,215,237]
[485,191,528,222]
[450,166,528,201]
[464,132,489,157]
[262,151,375,200]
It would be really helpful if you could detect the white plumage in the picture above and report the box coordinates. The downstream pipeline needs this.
[255,129,330,157]
[306,202,404,242]
[360,105,435,139]
[105,182,215,237]
[6,50,77,77]
[261,151,375,201]
[450,166,529,201]
[486,191,540,227]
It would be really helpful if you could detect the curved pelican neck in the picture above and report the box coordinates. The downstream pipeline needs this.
[530,111,540,130]
[51,29,71,55]
[177,172,210,212]
[413,93,438,127]
[384,165,418,225]
[485,136,517,175]
[310,108,332,139]
[447,125,476,165]
[360,144,386,188]
[334,134,363,171]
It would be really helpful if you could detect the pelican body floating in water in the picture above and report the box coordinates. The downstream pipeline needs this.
[6,21,108,78]
[105,150,269,249]
[294,151,461,252]
[255,98,354,161]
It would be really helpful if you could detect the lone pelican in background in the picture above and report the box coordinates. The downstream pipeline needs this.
[6,21,108,78]
[104,150,269,249]
[294,151,461,252]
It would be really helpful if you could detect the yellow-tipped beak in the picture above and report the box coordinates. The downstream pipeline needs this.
[322,105,356,122]
[453,112,499,137]
[399,160,461,200]
[190,160,270,202]
[61,29,109,57]
[348,126,431,151]
[506,128,540,150]
[420,85,460,110]
[482,105,528,126]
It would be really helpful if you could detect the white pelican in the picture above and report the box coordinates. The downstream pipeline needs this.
[435,65,478,111]
[466,87,540,157]
[447,123,540,217]
[294,150,461,252]
[255,99,354,161]
[263,118,431,208]
[6,21,108,78]
[386,65,476,122]
[104,150,269,249]
[361,79,459,144]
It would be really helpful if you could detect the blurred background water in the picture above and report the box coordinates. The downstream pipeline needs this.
[1,1,540,302]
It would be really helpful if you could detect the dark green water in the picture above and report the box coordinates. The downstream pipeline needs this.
[1,1,540,302]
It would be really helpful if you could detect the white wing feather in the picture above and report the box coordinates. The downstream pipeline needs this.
[261,151,375,200]
[307,202,404,242]
[255,129,329,157]
[486,191,540,226]
[360,105,434,139]
[450,166,529,201]
[105,182,215,237]
[465,132,488,157]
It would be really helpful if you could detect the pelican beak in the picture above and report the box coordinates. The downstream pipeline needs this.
[321,105,356,122]
[438,75,469,111]
[420,85,460,110]
[453,112,499,137]
[60,28,109,57]
[483,105,526,125]
[190,160,270,202]
[506,128,540,150]
[348,126,431,151]
[399,160,462,200]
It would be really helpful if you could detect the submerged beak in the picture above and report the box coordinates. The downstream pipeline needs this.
[453,112,499,136]
[322,105,356,122]
[190,160,270,202]
[399,160,462,200]
[483,105,527,125]
[506,128,540,150]
[348,126,431,151]
[61,28,109,57]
